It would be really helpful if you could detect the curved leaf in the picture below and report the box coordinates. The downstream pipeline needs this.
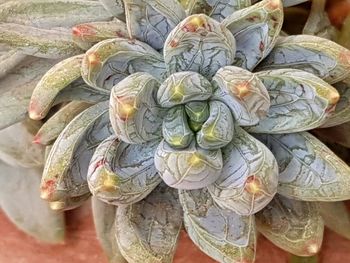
[87,136,161,205]
[257,35,350,84]
[212,65,270,126]
[222,0,283,70]
[247,69,339,133]
[154,140,223,189]
[81,38,166,90]
[164,14,236,78]
[116,184,182,263]
[109,72,164,144]
[208,126,278,215]
[125,0,186,50]
[179,188,256,263]
[41,102,113,207]
[0,49,26,79]
[254,132,350,201]
[99,0,125,18]
[256,195,324,256]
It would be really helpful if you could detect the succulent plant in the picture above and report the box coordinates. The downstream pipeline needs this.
[2,0,350,262]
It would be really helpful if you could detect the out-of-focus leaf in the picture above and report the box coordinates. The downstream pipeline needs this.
[179,187,256,263]
[91,197,127,263]
[0,23,82,59]
[99,0,125,18]
[254,132,350,201]
[208,126,278,215]
[257,35,350,84]
[0,162,65,244]
[154,140,223,189]
[256,195,324,256]
[0,49,26,79]
[81,38,166,90]
[116,184,182,263]
[88,136,161,205]
[283,0,309,7]
[164,14,235,79]
[247,69,339,133]
[35,101,91,145]
[222,0,283,70]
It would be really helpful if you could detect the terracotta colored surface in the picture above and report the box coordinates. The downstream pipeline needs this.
[1,200,350,263]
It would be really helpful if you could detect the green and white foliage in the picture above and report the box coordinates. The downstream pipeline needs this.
[2,0,350,262]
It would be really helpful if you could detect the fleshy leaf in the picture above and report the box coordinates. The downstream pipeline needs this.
[88,136,161,205]
[257,35,350,84]
[109,72,164,144]
[0,57,58,129]
[196,100,234,150]
[157,71,213,107]
[124,0,186,50]
[185,101,209,123]
[0,23,82,59]
[320,78,350,128]
[162,106,194,149]
[0,0,113,29]
[154,140,223,189]
[222,0,283,70]
[35,102,91,145]
[184,0,251,21]
[179,187,256,263]
[48,192,91,212]
[0,49,26,79]
[247,69,339,133]
[0,122,44,168]
[0,162,65,244]
[81,38,166,90]
[116,184,182,263]
[99,0,125,18]
[72,19,128,50]
[91,197,127,263]
[318,201,350,240]
[212,65,270,126]
[256,194,324,256]
[29,55,84,120]
[41,102,113,207]
[164,14,236,79]
[208,126,278,215]
[254,132,350,201]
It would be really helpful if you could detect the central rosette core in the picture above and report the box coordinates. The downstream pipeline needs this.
[158,71,234,150]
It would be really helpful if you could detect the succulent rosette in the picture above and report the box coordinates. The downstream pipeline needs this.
[2,0,350,262]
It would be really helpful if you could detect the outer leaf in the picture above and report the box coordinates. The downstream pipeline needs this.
[283,0,309,7]
[162,106,194,149]
[81,38,166,90]
[318,201,350,240]
[0,0,113,29]
[254,132,350,201]
[0,162,65,244]
[247,69,339,133]
[196,100,234,150]
[91,197,127,263]
[72,19,128,50]
[116,184,183,263]
[99,0,125,18]
[154,140,223,189]
[222,0,283,70]
[124,0,186,50]
[0,122,44,168]
[320,78,350,128]
[29,55,84,120]
[0,23,82,59]
[256,195,324,256]
[87,136,161,205]
[0,49,26,79]
[164,14,236,79]
[257,35,350,84]
[185,0,251,21]
[40,102,113,206]
[212,65,270,126]
[0,57,58,129]
[48,192,91,211]
[157,71,213,107]
[208,126,278,215]
[34,101,91,145]
[109,72,164,144]
[179,188,256,263]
